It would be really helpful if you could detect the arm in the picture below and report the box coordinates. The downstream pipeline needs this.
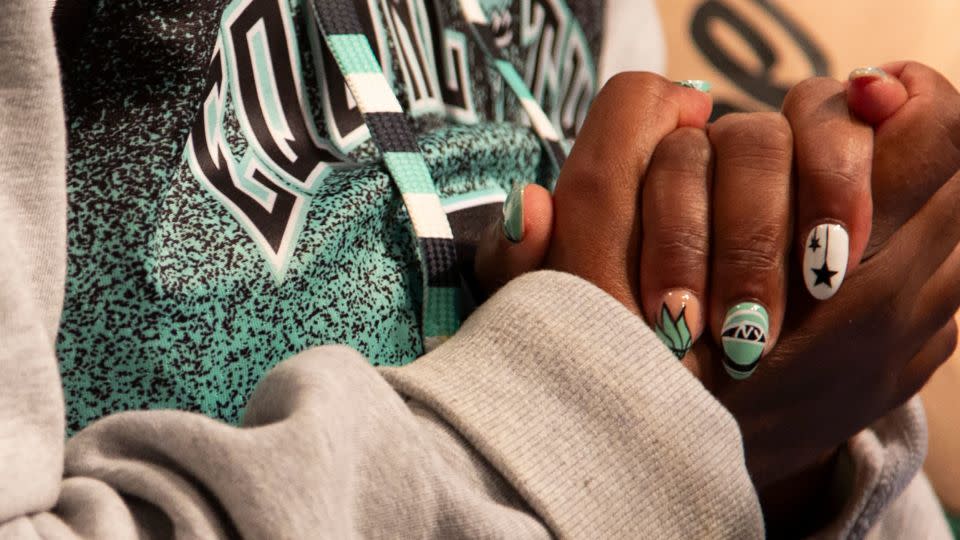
[0,0,68,526]
[1,273,764,538]
[0,2,756,536]
[0,22,760,529]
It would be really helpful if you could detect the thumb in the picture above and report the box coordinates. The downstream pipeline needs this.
[846,66,909,126]
[474,183,554,297]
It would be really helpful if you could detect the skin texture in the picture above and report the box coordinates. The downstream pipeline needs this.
[474,65,960,528]
[640,127,712,355]
[845,62,960,516]
[543,71,960,498]
[854,62,960,257]
[706,112,793,364]
[475,75,712,298]
[474,184,554,296]
[783,78,874,293]
[640,88,875,363]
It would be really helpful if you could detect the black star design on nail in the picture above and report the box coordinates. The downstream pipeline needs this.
[808,233,821,252]
[811,261,838,288]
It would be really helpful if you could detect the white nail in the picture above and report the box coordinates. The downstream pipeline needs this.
[803,223,849,300]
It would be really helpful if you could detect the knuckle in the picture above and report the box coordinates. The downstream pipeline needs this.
[900,61,959,97]
[597,72,677,115]
[802,166,863,192]
[657,223,710,260]
[711,112,793,156]
[899,61,934,85]
[602,71,671,98]
[720,230,784,275]
[782,77,844,117]
[654,128,712,173]
[559,157,609,199]
[557,154,638,212]
[752,113,794,148]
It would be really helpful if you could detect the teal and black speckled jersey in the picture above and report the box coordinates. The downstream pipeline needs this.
[56,0,605,432]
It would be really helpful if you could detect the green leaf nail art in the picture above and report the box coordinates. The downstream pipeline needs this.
[655,305,693,359]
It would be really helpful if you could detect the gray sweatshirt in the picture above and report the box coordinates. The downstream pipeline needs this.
[0,1,952,538]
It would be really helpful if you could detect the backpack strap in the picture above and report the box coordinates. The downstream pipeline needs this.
[312,0,460,351]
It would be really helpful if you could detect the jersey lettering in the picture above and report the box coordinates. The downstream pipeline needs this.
[223,0,342,190]
[186,0,596,279]
[520,0,594,138]
[185,41,307,278]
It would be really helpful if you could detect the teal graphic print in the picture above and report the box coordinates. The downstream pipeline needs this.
[57,0,600,433]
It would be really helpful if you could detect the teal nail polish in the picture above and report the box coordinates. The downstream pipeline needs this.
[720,302,769,380]
[674,80,712,93]
[503,184,525,243]
[849,66,889,82]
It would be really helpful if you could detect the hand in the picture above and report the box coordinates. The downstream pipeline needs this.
[587,64,960,532]
[698,65,960,531]
[639,89,873,378]
[542,72,712,309]
[475,66,960,532]
[474,72,713,307]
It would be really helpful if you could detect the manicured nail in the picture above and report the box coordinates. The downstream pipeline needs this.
[503,183,525,243]
[849,66,889,83]
[674,80,712,93]
[653,289,703,359]
[803,223,849,300]
[720,302,769,380]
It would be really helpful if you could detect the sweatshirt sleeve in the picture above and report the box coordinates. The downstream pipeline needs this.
[1,271,766,539]
[0,1,935,538]
[815,398,953,539]
[0,0,69,528]
[1,1,763,537]
[382,270,764,538]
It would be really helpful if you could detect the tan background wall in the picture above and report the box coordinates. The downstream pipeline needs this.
[656,0,960,113]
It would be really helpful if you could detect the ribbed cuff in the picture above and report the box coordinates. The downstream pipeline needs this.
[813,398,929,539]
[382,271,763,539]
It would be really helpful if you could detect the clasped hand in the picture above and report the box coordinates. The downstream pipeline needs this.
[476,62,960,513]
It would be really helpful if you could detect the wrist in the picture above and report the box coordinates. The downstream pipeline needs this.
[759,448,847,539]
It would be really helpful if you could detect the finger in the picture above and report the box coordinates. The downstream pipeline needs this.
[913,228,960,336]
[782,78,872,300]
[547,72,712,311]
[846,67,909,126]
[880,169,960,308]
[904,240,960,342]
[709,112,793,379]
[882,60,960,97]
[474,183,553,296]
[895,219,960,404]
[641,127,712,359]
[865,62,960,255]
[900,320,958,401]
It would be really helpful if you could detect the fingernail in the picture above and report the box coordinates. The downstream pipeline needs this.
[849,66,889,84]
[503,183,525,243]
[721,302,769,380]
[803,223,849,300]
[674,80,712,93]
[653,289,703,359]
